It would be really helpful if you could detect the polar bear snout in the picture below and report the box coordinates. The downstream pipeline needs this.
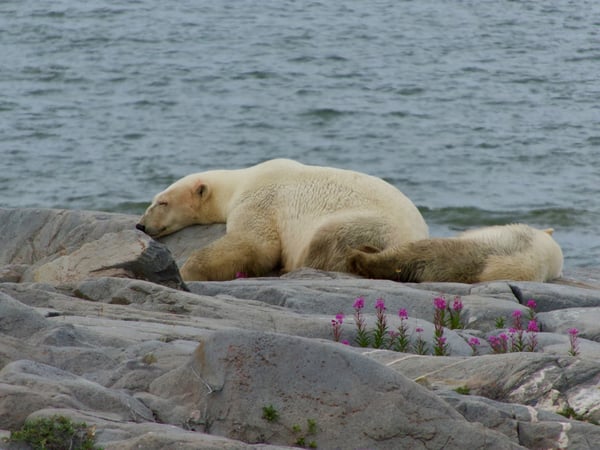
[135,223,146,233]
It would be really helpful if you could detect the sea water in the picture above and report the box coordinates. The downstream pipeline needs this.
[1,0,599,268]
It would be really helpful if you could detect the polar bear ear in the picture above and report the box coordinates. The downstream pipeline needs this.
[195,183,208,198]
[543,228,554,235]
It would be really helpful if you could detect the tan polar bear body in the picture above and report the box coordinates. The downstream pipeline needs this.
[136,158,429,281]
[349,224,563,283]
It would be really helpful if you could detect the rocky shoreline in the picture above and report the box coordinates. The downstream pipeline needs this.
[1,208,600,449]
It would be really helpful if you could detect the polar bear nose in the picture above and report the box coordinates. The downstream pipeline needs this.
[135,223,146,232]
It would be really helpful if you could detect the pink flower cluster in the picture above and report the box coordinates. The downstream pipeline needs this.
[488,301,540,353]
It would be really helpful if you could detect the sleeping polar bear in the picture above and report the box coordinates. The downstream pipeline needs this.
[349,224,564,283]
[136,159,429,281]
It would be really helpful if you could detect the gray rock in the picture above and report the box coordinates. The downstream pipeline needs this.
[440,391,600,450]
[0,208,224,288]
[0,360,154,430]
[28,230,186,290]
[0,265,28,283]
[1,208,600,449]
[374,351,600,423]
[0,292,50,338]
[507,281,600,312]
[148,329,522,449]
[0,208,137,267]
[537,307,600,341]
[20,408,296,450]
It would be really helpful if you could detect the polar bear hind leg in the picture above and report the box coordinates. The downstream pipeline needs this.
[300,214,393,273]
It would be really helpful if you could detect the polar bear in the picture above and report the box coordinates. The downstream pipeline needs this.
[136,159,429,281]
[349,224,563,283]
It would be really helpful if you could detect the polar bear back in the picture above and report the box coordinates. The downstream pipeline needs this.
[228,159,428,239]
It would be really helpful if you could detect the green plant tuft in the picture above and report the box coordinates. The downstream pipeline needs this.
[142,353,157,365]
[8,415,102,450]
[306,418,317,435]
[262,404,279,422]
[290,419,318,448]
[454,386,471,395]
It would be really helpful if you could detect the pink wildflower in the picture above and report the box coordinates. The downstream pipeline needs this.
[452,297,463,312]
[353,297,365,310]
[527,320,539,333]
[568,328,580,356]
[398,308,408,320]
[527,299,537,310]
[375,298,386,311]
[468,337,481,347]
[468,336,481,355]
[331,313,344,342]
[512,310,523,331]
[434,296,447,310]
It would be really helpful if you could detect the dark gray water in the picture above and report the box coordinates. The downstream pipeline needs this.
[1,0,599,268]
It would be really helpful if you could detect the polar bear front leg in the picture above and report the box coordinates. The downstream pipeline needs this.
[180,232,281,281]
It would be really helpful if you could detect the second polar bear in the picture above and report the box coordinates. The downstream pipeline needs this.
[349,224,564,283]
[136,159,429,281]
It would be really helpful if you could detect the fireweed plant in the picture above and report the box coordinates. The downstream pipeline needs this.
[413,326,429,355]
[394,308,411,352]
[433,297,450,356]
[331,295,468,356]
[568,328,580,356]
[331,296,581,357]
[353,297,370,347]
[488,300,540,354]
[372,298,388,348]
[331,313,344,342]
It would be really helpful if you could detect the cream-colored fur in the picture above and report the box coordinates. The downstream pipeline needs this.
[137,159,429,281]
[349,224,563,283]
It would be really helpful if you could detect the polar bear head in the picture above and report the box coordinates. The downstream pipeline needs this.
[136,173,225,238]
